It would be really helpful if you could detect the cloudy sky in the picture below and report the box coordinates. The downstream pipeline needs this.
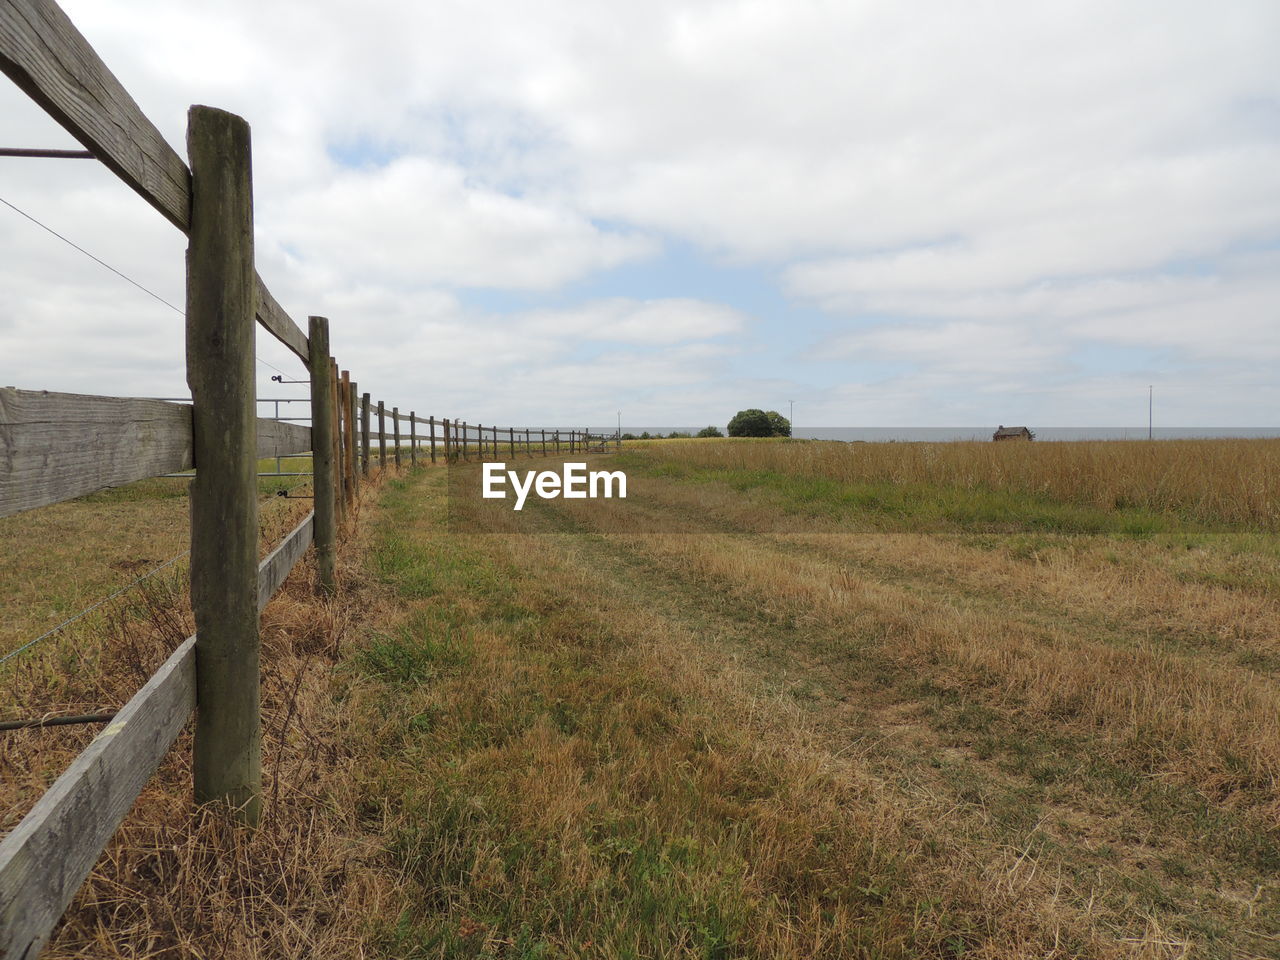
[2,0,1278,428]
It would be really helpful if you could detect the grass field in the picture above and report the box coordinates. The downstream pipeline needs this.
[3,439,1278,958]
[355,440,1278,958]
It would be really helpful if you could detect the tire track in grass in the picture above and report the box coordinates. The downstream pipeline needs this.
[487,476,1280,956]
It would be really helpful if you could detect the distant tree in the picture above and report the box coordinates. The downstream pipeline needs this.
[728,408,790,437]
[696,425,724,438]
[765,411,792,438]
[727,409,773,437]
[620,432,637,441]
[639,431,652,439]
[667,431,691,439]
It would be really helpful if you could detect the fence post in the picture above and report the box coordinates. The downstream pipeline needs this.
[443,418,452,462]
[461,421,468,461]
[309,317,337,597]
[329,359,344,523]
[393,407,402,468]
[430,417,437,464]
[378,401,387,470]
[361,392,371,477]
[341,370,355,507]
[541,429,546,457]
[186,105,261,824]
[410,412,417,467]
[508,427,514,458]
[477,423,484,459]
[347,377,359,495]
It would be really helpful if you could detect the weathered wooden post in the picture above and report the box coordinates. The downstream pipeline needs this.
[508,427,515,458]
[361,392,371,477]
[309,318,337,597]
[525,427,530,457]
[541,429,546,457]
[342,372,356,503]
[377,401,387,470]
[330,359,344,523]
[410,412,417,467]
[443,418,452,462]
[555,431,560,455]
[460,421,468,461]
[477,423,484,458]
[347,377,359,494]
[430,417,437,464]
[393,407,402,468]
[187,105,261,824]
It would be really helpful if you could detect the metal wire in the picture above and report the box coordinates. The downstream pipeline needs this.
[0,712,116,731]
[0,148,95,159]
[0,193,292,378]
[0,551,190,666]
[0,194,184,314]
[0,469,315,668]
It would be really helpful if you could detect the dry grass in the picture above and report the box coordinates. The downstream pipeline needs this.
[631,437,1280,528]
[6,439,1279,957]
[411,444,1279,957]
[1,463,420,958]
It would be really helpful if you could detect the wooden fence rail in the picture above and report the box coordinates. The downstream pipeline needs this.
[0,514,315,959]
[0,1,620,955]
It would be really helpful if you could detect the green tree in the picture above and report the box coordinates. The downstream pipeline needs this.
[696,425,724,438]
[727,409,773,437]
[766,411,791,437]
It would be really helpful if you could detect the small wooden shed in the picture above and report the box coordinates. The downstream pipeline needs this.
[992,425,1033,441]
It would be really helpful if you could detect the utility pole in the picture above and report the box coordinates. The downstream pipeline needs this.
[1148,385,1153,440]
[789,400,795,436]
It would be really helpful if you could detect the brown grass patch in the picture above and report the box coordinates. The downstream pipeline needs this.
[2,464,419,958]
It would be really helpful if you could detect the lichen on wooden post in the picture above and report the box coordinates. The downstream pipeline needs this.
[393,407,402,469]
[186,105,261,825]
[308,317,337,596]
[360,392,371,477]
[377,401,387,470]
[347,377,359,495]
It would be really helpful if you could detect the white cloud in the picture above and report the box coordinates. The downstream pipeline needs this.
[520,298,747,344]
[1,0,1277,425]
[261,157,652,293]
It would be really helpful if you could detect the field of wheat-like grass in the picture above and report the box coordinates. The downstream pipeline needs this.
[631,437,1280,528]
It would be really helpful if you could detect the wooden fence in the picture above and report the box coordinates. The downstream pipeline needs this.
[0,1,614,955]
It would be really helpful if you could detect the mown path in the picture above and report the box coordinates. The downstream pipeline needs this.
[348,464,1279,959]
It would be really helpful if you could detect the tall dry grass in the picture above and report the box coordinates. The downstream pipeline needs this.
[637,438,1280,527]
[2,467,412,958]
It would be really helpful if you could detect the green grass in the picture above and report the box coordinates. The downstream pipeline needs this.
[614,451,1204,535]
[343,455,1280,958]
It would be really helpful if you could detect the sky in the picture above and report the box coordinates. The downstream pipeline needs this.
[2,0,1278,429]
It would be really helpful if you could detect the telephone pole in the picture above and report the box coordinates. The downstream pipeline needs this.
[1148,385,1153,440]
